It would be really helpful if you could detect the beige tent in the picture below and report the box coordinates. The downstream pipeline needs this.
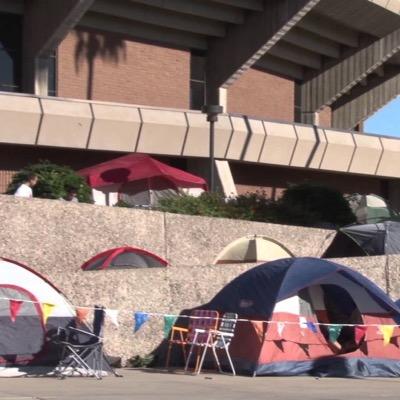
[214,235,294,264]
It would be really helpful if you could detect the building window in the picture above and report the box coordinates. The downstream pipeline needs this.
[190,52,205,110]
[48,52,57,96]
[0,13,22,93]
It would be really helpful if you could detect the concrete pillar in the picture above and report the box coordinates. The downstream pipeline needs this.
[22,0,94,95]
[219,87,227,113]
[186,158,237,197]
[23,56,50,95]
[301,111,317,125]
[388,180,400,212]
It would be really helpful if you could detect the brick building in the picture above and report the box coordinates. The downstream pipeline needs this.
[1,0,400,207]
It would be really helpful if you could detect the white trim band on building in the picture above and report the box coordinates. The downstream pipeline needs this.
[0,92,399,179]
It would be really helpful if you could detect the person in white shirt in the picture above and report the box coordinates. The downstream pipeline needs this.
[14,173,38,198]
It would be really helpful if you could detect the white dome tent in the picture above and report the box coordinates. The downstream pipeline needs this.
[214,235,294,264]
[0,258,76,366]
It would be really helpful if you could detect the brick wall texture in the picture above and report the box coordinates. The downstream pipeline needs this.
[57,28,190,109]
[57,28,295,121]
[230,162,386,200]
[227,67,295,121]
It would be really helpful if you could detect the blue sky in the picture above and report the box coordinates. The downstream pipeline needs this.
[365,96,400,137]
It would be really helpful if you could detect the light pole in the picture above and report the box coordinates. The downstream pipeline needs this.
[202,104,223,192]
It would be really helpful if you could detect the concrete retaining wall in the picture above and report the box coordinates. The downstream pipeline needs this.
[0,195,399,362]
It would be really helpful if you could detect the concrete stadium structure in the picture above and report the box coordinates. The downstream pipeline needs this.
[2,0,400,205]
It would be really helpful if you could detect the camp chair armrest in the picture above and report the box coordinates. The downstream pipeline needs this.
[68,327,101,339]
[57,327,66,335]
[171,327,188,333]
[194,328,206,333]
[212,330,234,337]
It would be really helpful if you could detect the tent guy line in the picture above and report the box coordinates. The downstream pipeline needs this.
[1,296,399,328]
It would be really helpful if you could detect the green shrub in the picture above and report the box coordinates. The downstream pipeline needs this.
[118,183,355,228]
[224,191,279,222]
[7,161,92,203]
[158,192,225,217]
[276,183,356,227]
[117,183,355,227]
[127,354,155,368]
[158,191,276,221]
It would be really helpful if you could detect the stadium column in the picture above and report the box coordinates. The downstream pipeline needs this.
[204,0,321,105]
[388,181,400,212]
[300,29,400,127]
[22,0,94,95]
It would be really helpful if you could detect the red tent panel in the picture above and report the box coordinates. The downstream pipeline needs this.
[81,246,168,270]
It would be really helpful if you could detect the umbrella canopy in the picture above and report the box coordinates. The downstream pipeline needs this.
[214,235,294,264]
[81,246,168,270]
[78,153,207,190]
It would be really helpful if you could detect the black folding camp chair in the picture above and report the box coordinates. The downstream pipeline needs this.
[55,306,120,379]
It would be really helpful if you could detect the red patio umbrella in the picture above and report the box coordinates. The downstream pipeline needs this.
[78,153,207,190]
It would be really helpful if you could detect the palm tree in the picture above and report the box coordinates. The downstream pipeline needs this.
[74,29,127,100]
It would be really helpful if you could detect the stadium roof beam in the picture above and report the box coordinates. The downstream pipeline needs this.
[268,41,322,70]
[256,54,304,80]
[314,0,400,38]
[92,0,227,38]
[24,0,94,58]
[80,12,208,50]
[300,28,400,124]
[0,0,23,14]
[298,13,359,47]
[205,0,321,104]
[208,0,264,11]
[282,27,341,59]
[23,0,94,95]
[127,0,245,24]
[331,65,400,130]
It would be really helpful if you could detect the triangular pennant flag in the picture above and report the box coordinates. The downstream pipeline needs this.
[379,325,395,346]
[299,317,307,336]
[134,312,149,333]
[9,300,23,323]
[75,307,90,324]
[299,343,310,356]
[163,315,177,338]
[273,340,284,352]
[277,322,285,338]
[251,321,264,341]
[355,325,367,345]
[41,303,55,325]
[105,309,119,327]
[299,317,307,329]
[306,321,318,334]
[328,324,343,343]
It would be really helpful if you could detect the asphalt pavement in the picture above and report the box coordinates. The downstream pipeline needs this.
[0,369,399,400]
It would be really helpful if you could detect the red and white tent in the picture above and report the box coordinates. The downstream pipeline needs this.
[79,153,207,206]
[204,257,400,377]
[81,246,168,270]
[0,258,76,365]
